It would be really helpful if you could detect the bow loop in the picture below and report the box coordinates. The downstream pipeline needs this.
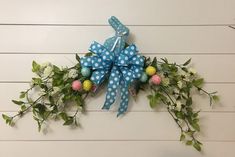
[115,54,129,67]
[129,55,144,67]
[122,44,138,57]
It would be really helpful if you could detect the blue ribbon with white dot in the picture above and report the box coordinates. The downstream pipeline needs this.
[81,16,144,116]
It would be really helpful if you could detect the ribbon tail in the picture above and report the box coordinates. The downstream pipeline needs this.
[117,81,129,117]
[102,67,121,110]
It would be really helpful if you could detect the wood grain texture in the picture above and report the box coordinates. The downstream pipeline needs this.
[0,0,234,25]
[0,26,234,53]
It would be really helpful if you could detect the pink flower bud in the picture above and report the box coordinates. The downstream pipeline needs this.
[150,74,161,85]
[72,80,82,91]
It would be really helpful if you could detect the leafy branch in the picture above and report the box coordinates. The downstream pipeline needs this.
[144,57,219,151]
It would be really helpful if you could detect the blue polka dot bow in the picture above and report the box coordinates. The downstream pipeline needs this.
[81,16,144,116]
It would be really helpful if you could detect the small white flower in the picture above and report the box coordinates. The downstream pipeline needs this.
[57,94,65,106]
[29,81,34,87]
[177,81,183,89]
[68,69,78,78]
[168,105,175,110]
[41,62,51,68]
[46,78,53,88]
[162,78,170,86]
[176,101,182,111]
[189,68,197,74]
[43,66,53,78]
[51,87,61,95]
[63,73,69,80]
[38,89,46,97]
[173,88,180,94]
[183,73,190,82]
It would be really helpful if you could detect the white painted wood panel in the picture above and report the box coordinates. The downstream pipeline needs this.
[0,112,234,141]
[0,26,234,53]
[0,0,234,25]
[0,0,234,156]
[0,141,234,157]
[0,54,235,82]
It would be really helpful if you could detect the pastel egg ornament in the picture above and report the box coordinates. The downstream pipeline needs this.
[150,74,161,85]
[72,80,82,91]
[83,80,93,91]
[145,66,156,76]
[81,67,91,77]
[140,72,148,82]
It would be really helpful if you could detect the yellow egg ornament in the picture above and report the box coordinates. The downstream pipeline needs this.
[83,80,93,91]
[145,66,156,76]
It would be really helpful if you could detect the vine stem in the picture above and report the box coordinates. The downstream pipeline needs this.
[12,94,46,119]
[73,93,89,118]
[160,85,198,142]
[159,86,184,133]
[194,85,216,106]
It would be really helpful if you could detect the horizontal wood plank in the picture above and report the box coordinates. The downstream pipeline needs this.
[0,112,234,141]
[0,83,233,112]
[0,54,235,82]
[0,0,234,25]
[0,26,234,53]
[0,141,234,157]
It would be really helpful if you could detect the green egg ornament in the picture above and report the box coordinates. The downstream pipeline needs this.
[81,67,91,77]
[140,72,148,82]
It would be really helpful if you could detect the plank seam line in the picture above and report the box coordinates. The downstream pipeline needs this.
[0,24,234,27]
[1,81,234,84]
[1,111,234,113]
[1,52,235,55]
[0,139,234,142]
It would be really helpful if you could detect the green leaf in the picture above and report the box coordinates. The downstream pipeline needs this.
[151,57,157,67]
[33,117,42,132]
[180,134,185,141]
[2,114,13,125]
[175,111,184,119]
[193,142,202,151]
[59,112,68,121]
[21,105,27,111]
[75,95,83,106]
[192,122,200,131]
[75,54,80,62]
[192,78,204,87]
[85,52,93,57]
[12,100,24,105]
[32,61,41,72]
[186,97,192,106]
[19,92,26,99]
[2,114,11,120]
[181,67,188,73]
[212,95,219,102]
[147,93,161,108]
[186,140,192,145]
[63,118,74,125]
[161,58,168,64]
[32,78,43,85]
[183,58,191,66]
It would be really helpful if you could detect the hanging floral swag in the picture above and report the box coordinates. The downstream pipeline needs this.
[2,16,219,151]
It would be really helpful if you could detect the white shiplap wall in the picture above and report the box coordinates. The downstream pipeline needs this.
[0,0,235,156]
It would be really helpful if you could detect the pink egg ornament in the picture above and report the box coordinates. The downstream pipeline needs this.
[72,80,82,91]
[150,74,161,85]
